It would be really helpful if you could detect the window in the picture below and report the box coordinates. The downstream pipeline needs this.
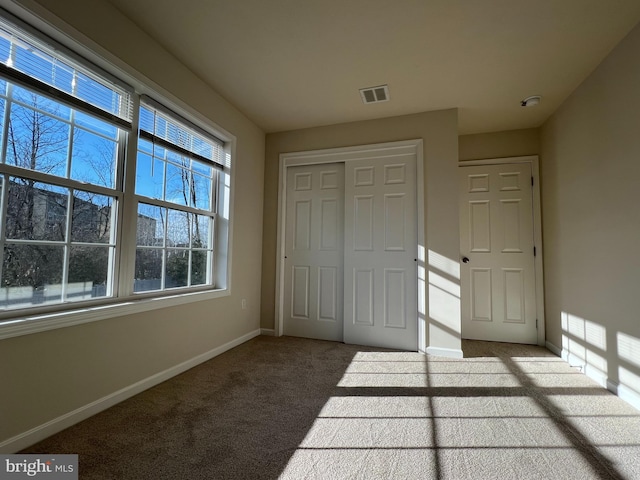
[133,100,223,292]
[0,13,230,318]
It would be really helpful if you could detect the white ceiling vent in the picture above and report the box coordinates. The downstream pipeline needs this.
[359,85,390,104]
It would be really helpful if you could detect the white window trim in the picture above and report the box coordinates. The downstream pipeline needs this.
[0,5,237,339]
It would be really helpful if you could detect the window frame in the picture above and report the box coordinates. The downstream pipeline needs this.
[0,8,235,339]
[131,99,223,295]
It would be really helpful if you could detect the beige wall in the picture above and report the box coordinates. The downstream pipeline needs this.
[540,22,640,404]
[261,109,461,354]
[0,0,265,446]
[459,128,540,161]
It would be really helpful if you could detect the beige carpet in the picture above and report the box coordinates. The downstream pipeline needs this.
[24,336,640,479]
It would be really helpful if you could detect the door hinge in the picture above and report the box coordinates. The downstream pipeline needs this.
[533,246,536,257]
[536,318,538,329]
[531,176,534,186]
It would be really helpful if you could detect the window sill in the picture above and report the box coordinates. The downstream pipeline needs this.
[0,288,230,340]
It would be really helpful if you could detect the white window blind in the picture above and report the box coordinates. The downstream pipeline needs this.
[0,15,133,128]
[139,96,225,171]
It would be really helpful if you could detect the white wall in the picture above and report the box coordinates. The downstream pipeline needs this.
[541,22,640,408]
[0,0,265,449]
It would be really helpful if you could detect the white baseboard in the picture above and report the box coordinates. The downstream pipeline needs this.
[546,340,640,412]
[607,380,640,411]
[426,346,464,359]
[563,350,587,368]
[260,328,275,336]
[545,341,562,357]
[0,328,261,453]
[583,363,609,388]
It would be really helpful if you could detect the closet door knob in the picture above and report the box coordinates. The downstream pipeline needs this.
[462,257,470,264]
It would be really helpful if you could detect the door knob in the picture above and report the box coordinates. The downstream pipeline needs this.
[462,257,470,264]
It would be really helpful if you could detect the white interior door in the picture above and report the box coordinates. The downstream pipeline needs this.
[343,154,418,350]
[459,163,537,344]
[283,163,344,341]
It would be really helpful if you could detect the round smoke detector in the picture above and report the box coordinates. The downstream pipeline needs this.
[521,95,542,107]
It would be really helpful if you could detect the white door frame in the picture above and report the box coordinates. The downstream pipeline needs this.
[459,155,546,346]
[275,139,426,352]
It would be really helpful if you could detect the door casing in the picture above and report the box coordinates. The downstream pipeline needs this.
[458,155,546,346]
[275,140,426,352]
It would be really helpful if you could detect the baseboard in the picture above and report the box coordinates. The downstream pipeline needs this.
[607,381,640,411]
[547,341,585,368]
[0,328,261,453]
[558,347,609,387]
[260,328,275,336]
[545,341,562,357]
[545,341,640,412]
[426,346,464,359]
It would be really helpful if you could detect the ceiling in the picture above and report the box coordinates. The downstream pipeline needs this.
[105,0,640,135]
